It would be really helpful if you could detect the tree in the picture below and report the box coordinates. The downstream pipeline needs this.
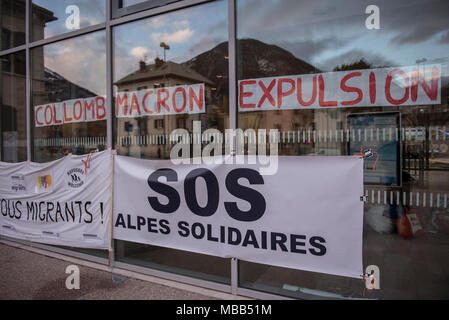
[333,58,373,71]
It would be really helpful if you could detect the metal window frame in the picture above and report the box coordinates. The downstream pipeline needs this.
[109,0,215,27]
[0,235,109,265]
[0,0,296,301]
[111,0,183,19]
[25,0,31,160]
[114,261,232,293]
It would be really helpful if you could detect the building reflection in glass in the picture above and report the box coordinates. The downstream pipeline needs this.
[113,0,229,159]
[31,30,107,162]
[236,0,449,299]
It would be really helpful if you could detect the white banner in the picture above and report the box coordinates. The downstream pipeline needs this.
[34,83,206,127]
[0,150,112,249]
[239,64,441,111]
[34,96,107,127]
[115,84,206,118]
[113,155,364,278]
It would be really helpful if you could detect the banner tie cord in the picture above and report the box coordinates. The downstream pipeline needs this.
[353,145,379,170]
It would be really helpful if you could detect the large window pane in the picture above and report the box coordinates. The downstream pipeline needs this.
[237,0,449,299]
[1,0,26,51]
[113,0,230,284]
[32,0,105,41]
[113,0,229,159]
[122,0,150,7]
[1,51,26,162]
[116,240,231,284]
[30,31,107,257]
[31,31,107,162]
[116,0,183,14]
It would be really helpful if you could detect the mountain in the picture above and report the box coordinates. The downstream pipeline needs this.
[44,67,97,102]
[236,38,319,78]
[182,41,230,93]
[183,38,319,94]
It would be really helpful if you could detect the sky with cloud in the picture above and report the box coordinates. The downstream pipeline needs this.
[42,31,106,96]
[37,0,449,98]
[237,0,449,74]
[36,0,228,97]
[33,0,105,39]
[113,0,228,82]
[33,1,107,96]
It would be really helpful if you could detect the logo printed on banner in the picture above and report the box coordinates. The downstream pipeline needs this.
[66,167,85,189]
[10,174,26,192]
[37,174,52,190]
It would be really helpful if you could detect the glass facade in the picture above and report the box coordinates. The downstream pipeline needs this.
[1,51,27,162]
[31,0,105,41]
[1,0,448,299]
[113,0,231,284]
[31,31,107,162]
[1,0,26,51]
[236,0,449,299]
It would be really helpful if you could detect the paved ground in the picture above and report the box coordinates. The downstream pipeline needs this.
[0,242,224,300]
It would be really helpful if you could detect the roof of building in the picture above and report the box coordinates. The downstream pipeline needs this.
[115,60,214,87]
[3,0,57,23]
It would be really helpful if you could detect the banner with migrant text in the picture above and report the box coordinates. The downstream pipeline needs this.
[239,64,441,111]
[0,150,112,249]
[113,155,364,278]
